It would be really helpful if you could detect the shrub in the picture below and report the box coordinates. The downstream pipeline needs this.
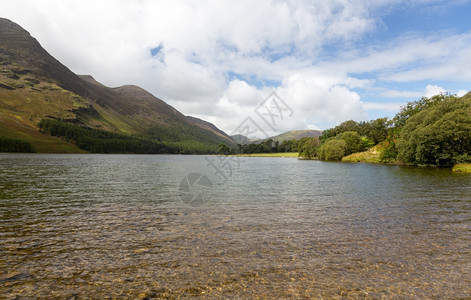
[319,139,347,161]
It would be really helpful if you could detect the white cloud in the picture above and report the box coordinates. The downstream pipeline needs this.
[425,84,446,97]
[1,0,470,132]
[308,124,321,130]
[380,84,450,99]
[382,33,471,82]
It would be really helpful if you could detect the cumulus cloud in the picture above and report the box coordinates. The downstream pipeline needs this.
[381,84,448,100]
[425,85,446,97]
[2,0,470,133]
[277,74,367,126]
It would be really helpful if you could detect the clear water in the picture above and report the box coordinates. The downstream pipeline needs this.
[0,154,470,298]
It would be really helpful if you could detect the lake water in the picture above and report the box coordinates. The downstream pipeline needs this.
[0,154,470,298]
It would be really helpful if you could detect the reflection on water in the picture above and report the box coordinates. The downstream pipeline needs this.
[0,154,470,298]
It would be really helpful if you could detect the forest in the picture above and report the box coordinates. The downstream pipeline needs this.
[220,138,312,155]
[0,137,35,153]
[38,119,222,154]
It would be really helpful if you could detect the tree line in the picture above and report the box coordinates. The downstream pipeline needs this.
[0,137,35,153]
[298,93,471,167]
[218,137,317,155]
[38,119,222,154]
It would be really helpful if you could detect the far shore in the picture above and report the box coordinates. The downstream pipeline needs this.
[234,152,299,158]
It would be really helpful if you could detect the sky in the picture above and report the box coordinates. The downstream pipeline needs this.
[2,0,471,137]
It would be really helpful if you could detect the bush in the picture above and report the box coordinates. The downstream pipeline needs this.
[397,95,471,166]
[318,139,347,161]
[380,140,398,162]
[337,131,362,155]
[298,137,320,159]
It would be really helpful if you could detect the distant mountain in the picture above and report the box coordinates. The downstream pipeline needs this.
[0,18,233,153]
[231,130,321,145]
[230,134,260,144]
[269,130,322,143]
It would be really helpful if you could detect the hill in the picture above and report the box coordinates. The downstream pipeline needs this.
[0,18,233,153]
[268,130,322,143]
[231,130,322,145]
[230,134,261,144]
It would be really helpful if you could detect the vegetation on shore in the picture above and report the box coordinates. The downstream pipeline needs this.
[0,136,35,153]
[452,163,471,173]
[397,94,471,166]
[341,142,385,163]
[298,92,471,169]
[235,152,299,158]
[219,137,315,156]
[297,117,390,162]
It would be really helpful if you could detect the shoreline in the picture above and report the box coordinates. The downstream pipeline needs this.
[234,152,299,158]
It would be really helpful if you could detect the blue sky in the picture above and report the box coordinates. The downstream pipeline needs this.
[2,0,471,136]
[344,1,471,119]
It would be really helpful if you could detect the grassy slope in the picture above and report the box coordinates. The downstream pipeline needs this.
[0,117,86,153]
[452,164,471,173]
[0,73,89,153]
[341,142,386,163]
[0,59,229,154]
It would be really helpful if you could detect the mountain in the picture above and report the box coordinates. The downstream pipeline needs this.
[0,18,233,153]
[231,130,322,145]
[231,134,251,144]
[186,116,234,143]
[230,134,261,144]
[268,130,322,143]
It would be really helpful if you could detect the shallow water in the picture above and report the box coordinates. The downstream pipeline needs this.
[0,154,470,298]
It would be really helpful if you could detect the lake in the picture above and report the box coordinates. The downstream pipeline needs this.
[0,154,470,298]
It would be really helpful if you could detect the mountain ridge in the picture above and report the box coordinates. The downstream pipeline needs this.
[0,17,233,153]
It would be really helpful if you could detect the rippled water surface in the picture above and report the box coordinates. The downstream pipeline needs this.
[1,154,470,298]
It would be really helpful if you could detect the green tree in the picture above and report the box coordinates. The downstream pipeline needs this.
[337,131,362,155]
[217,143,230,155]
[0,137,35,153]
[360,136,375,150]
[320,120,360,143]
[290,140,299,152]
[279,140,294,152]
[337,120,361,134]
[360,117,389,144]
[298,137,320,159]
[320,128,335,143]
[261,139,275,153]
[393,93,447,129]
[397,94,471,166]
[380,140,398,162]
[318,139,347,161]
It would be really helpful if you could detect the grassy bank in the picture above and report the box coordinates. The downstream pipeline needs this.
[452,163,471,173]
[341,143,386,163]
[236,152,299,158]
